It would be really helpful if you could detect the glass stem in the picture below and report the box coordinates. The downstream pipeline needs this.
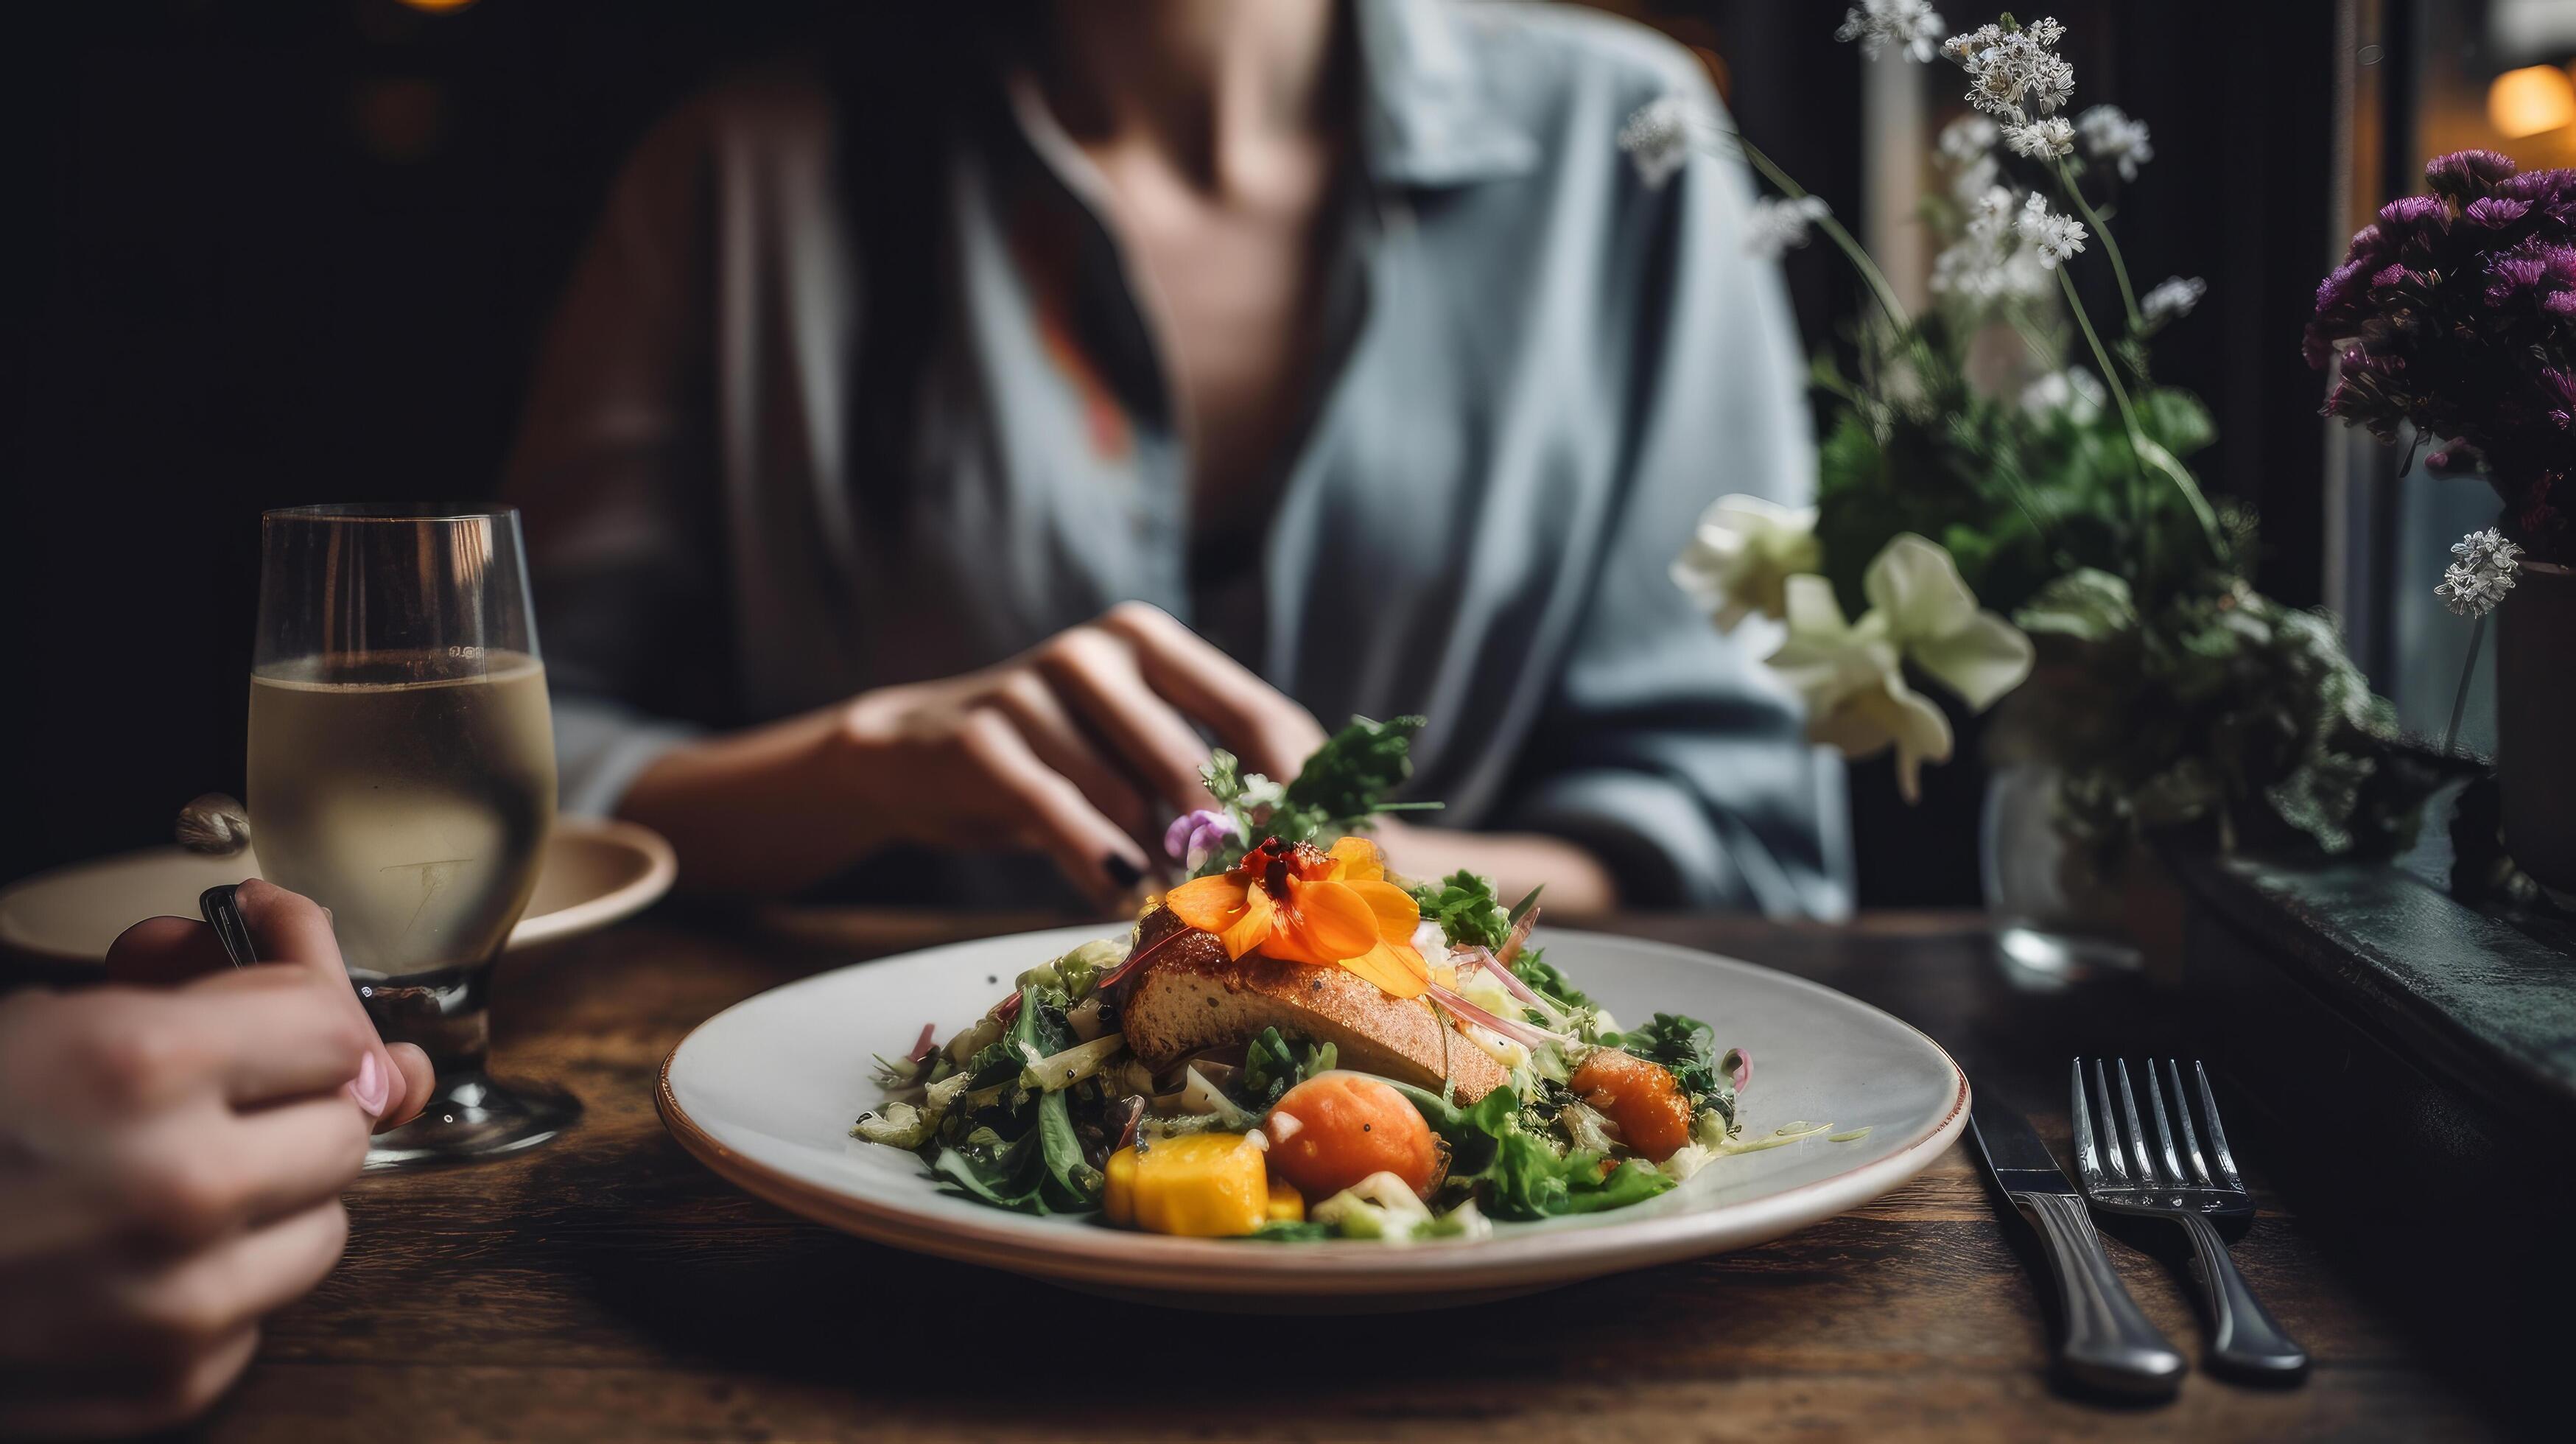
[2442,616,2486,757]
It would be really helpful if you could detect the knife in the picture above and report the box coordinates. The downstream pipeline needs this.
[1970,1097,2186,1397]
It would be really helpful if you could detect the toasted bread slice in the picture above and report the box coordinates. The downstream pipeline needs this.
[1116,907,1508,1104]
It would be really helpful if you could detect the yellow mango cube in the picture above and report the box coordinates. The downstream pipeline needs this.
[1101,1132,1270,1237]
[1266,1177,1305,1224]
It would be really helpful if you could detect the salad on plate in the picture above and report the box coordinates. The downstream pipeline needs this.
[854,717,1799,1243]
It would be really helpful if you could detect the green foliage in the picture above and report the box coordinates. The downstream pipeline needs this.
[1281,715,1425,827]
[1407,869,1512,953]
[1391,1082,1675,1222]
[1509,949,1594,1014]
[924,984,1103,1215]
[1197,715,1428,875]
[2012,574,2443,862]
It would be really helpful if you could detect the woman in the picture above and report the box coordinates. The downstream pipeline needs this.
[507,0,1846,916]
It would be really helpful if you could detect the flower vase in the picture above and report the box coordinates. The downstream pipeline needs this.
[1979,685,2141,982]
[1980,762,2142,981]
[2496,560,2576,900]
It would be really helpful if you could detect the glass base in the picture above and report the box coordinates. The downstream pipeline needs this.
[362,1070,580,1172]
[1992,922,2142,991]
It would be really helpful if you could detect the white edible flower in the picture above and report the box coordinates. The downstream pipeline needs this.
[1835,0,1947,63]
[2003,116,2074,159]
[1764,536,2033,802]
[1743,194,1832,259]
[2076,105,2154,181]
[2141,275,2205,325]
[2436,528,2523,619]
[1672,493,1823,632]
[1618,96,1694,189]
[2014,193,2088,269]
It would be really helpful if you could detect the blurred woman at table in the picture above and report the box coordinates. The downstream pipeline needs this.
[506,0,1845,917]
[0,883,432,1437]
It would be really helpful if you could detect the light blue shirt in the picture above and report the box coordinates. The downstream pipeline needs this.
[505,0,1849,915]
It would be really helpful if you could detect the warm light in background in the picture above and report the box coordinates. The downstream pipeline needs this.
[2486,64,2576,139]
[396,0,477,13]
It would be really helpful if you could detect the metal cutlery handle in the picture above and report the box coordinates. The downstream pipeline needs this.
[2176,1211,2309,1378]
[2015,1192,2186,1396]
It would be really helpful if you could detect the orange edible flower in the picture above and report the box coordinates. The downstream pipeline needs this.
[1163,837,1429,998]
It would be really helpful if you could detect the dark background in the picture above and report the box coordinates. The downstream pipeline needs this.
[3,0,2341,902]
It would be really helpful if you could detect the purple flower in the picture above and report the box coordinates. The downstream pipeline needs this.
[2466,196,2533,229]
[2426,149,2517,200]
[2494,167,2576,220]
[1162,809,1240,871]
[2311,149,2576,562]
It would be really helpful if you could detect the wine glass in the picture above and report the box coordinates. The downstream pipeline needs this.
[248,503,575,1170]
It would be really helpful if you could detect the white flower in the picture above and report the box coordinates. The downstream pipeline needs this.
[2014,193,2088,268]
[2018,367,2106,421]
[1767,577,1954,804]
[1764,536,2033,802]
[1938,113,1998,166]
[1967,185,2018,243]
[1743,194,1832,259]
[2141,275,2205,325]
[1618,96,1694,189]
[1673,494,1822,631]
[2075,105,2154,180]
[1943,16,2076,121]
[2004,116,2075,158]
[2436,528,2523,618]
[1930,203,2052,308]
[1865,533,2035,712]
[1836,0,1947,63]
[1949,151,2001,203]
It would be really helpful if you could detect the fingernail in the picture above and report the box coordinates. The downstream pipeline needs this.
[347,1050,389,1116]
[1103,854,1143,889]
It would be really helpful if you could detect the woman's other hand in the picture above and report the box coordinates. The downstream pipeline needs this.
[0,880,432,1437]
[620,601,1327,905]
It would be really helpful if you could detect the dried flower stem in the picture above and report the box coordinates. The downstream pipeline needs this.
[2056,266,2224,563]
[2052,158,2143,332]
[1733,135,1915,332]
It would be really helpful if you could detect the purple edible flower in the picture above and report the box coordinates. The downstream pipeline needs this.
[1163,809,1240,872]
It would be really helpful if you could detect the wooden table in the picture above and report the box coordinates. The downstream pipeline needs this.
[198,909,2530,1441]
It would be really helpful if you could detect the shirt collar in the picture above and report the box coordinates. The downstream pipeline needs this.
[1352,0,1539,186]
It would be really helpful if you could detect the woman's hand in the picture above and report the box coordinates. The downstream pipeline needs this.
[0,880,432,1438]
[620,602,1328,904]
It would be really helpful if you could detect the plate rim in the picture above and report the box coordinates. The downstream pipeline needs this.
[0,815,676,963]
[656,926,1970,1296]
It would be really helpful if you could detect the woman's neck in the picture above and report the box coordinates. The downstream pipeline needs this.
[1038,0,1344,194]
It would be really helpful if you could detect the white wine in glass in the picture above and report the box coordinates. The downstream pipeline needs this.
[248,504,573,1169]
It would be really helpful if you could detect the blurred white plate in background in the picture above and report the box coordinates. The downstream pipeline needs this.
[0,816,675,963]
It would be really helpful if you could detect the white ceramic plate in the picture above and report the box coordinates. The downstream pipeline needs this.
[0,816,675,963]
[659,926,1969,1311]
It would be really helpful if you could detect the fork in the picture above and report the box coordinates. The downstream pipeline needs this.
[2071,1059,2310,1381]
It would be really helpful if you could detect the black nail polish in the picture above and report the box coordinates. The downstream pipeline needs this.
[1104,854,1144,889]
